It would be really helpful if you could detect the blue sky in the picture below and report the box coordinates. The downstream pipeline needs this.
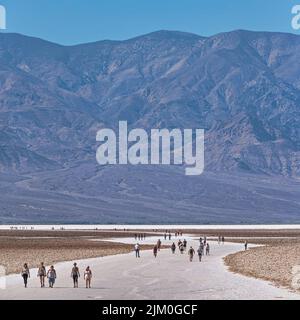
[1,0,299,44]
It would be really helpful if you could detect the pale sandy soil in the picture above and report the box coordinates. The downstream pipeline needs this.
[224,241,300,290]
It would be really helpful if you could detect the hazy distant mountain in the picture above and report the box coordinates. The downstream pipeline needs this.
[0,30,299,223]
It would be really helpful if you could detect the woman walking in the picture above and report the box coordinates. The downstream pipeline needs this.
[84,266,92,289]
[47,266,57,288]
[21,263,30,288]
[37,262,46,287]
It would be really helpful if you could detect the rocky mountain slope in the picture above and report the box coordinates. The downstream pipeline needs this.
[0,30,299,223]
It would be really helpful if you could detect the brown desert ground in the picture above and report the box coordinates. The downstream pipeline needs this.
[0,229,156,275]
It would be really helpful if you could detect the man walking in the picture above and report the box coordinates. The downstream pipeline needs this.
[135,243,140,258]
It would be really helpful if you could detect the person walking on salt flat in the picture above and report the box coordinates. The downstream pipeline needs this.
[84,266,92,289]
[197,246,203,262]
[21,263,30,288]
[135,243,140,258]
[71,263,80,288]
[37,262,46,288]
[206,243,210,256]
[188,247,195,262]
[47,266,57,288]
[171,242,176,254]
[153,245,158,258]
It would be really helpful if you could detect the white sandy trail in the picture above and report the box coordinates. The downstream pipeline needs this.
[0,236,299,300]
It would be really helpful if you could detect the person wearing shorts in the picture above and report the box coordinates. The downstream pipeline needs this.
[37,262,46,287]
[47,266,56,288]
[71,263,80,288]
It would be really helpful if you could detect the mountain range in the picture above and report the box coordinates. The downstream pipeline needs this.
[0,29,299,223]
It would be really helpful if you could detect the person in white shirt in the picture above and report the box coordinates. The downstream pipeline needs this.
[134,243,140,258]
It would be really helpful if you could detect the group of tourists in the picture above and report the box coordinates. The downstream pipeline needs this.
[169,237,211,262]
[174,231,183,237]
[134,233,146,241]
[217,236,226,244]
[164,232,172,240]
[21,262,92,289]
[135,235,212,263]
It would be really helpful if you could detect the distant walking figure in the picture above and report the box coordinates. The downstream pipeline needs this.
[222,236,225,244]
[71,263,80,288]
[153,245,158,258]
[183,239,187,250]
[197,246,203,261]
[47,266,57,288]
[180,244,184,254]
[171,242,176,254]
[188,247,195,262]
[84,266,92,289]
[37,262,46,288]
[164,233,167,240]
[157,239,162,251]
[244,241,248,251]
[206,243,210,255]
[135,243,140,258]
[21,263,30,288]
[169,233,171,240]
[200,242,204,256]
[178,240,182,248]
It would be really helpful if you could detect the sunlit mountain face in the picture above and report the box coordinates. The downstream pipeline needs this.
[0,30,299,223]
